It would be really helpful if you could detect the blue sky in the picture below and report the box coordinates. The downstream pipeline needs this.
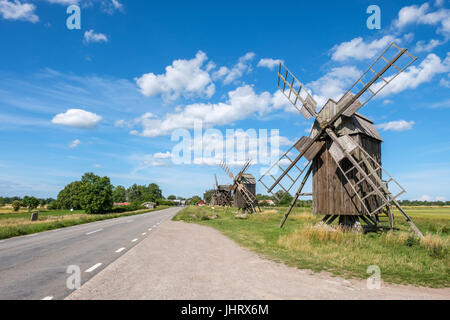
[0,0,449,200]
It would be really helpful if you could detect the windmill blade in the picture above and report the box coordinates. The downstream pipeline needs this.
[278,63,318,120]
[325,129,423,237]
[220,161,234,179]
[259,138,320,200]
[214,174,219,189]
[264,135,324,193]
[333,42,417,121]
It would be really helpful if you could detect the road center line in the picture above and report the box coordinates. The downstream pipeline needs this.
[86,229,103,236]
[85,263,102,273]
[115,247,125,253]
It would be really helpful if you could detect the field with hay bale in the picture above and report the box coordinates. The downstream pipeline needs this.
[173,206,449,288]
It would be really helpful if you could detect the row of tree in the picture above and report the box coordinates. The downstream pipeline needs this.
[1,173,184,214]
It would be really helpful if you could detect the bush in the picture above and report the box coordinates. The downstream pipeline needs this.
[47,201,59,210]
[12,200,21,212]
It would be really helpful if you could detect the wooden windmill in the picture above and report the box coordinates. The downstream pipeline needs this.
[259,42,423,237]
[220,160,261,214]
[210,174,232,207]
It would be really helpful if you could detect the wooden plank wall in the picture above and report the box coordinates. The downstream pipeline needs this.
[312,135,382,216]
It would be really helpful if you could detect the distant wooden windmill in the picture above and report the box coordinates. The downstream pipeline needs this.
[210,174,232,207]
[220,160,261,214]
[259,42,423,237]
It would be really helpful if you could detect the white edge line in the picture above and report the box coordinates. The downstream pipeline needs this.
[85,263,102,273]
[115,247,125,253]
[85,229,103,236]
[132,238,138,242]
[142,233,146,236]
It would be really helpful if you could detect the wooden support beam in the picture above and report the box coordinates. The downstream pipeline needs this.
[279,165,313,228]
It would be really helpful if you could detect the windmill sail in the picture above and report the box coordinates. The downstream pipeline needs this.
[277,63,318,119]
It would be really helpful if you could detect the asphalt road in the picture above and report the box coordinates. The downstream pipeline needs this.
[0,207,182,300]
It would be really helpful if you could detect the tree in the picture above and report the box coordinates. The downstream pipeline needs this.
[39,199,47,208]
[145,183,162,202]
[203,189,215,204]
[57,181,83,210]
[12,200,21,212]
[113,186,127,203]
[80,172,114,214]
[22,196,40,212]
[0,197,5,207]
[127,184,144,203]
[274,191,293,206]
[168,195,176,200]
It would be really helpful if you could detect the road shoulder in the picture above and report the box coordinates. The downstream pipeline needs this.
[67,220,450,300]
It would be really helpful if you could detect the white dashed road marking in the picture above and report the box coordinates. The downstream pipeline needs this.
[115,247,125,253]
[132,238,138,242]
[142,233,146,236]
[86,229,103,236]
[85,263,102,273]
[42,296,53,300]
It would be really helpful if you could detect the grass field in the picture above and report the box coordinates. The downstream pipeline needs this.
[173,206,449,288]
[0,206,169,240]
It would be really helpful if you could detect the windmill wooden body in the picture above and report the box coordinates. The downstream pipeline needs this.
[259,42,423,237]
[220,160,261,214]
[210,174,232,207]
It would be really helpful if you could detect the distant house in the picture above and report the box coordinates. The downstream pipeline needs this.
[196,200,206,207]
[259,200,275,206]
[142,202,156,209]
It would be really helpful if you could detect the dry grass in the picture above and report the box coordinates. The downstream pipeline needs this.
[420,234,448,257]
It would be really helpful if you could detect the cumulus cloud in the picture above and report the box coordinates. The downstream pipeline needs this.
[0,0,38,22]
[153,151,172,159]
[331,35,395,62]
[306,65,361,107]
[69,139,81,148]
[414,39,444,52]
[135,51,215,101]
[378,52,450,97]
[376,120,415,132]
[84,30,108,43]
[393,3,450,36]
[257,58,283,70]
[52,109,102,129]
[213,52,255,84]
[130,85,277,137]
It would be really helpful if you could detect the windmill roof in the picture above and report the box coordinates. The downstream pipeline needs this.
[310,113,382,142]
[239,173,256,185]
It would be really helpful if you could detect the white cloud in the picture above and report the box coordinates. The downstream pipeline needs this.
[257,58,283,70]
[417,195,446,201]
[131,85,277,137]
[378,52,450,97]
[114,119,125,127]
[135,51,215,101]
[331,36,395,62]
[52,109,102,129]
[84,30,108,43]
[376,120,415,132]
[306,65,361,107]
[69,139,81,148]
[415,39,444,52]
[0,0,38,22]
[213,52,255,84]
[393,3,450,36]
[154,151,172,159]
